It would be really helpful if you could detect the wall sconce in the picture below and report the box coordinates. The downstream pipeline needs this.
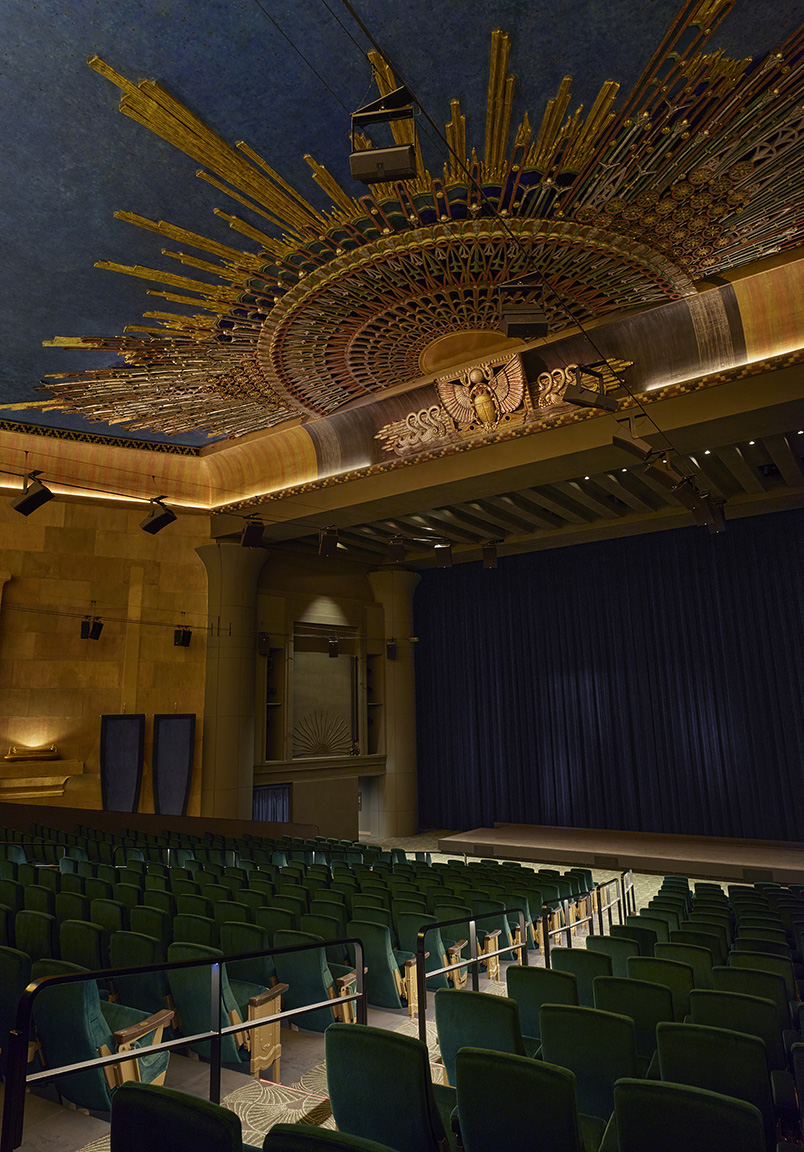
[388,536,406,563]
[482,541,499,569]
[173,626,192,647]
[386,639,397,661]
[328,636,340,658]
[5,743,60,761]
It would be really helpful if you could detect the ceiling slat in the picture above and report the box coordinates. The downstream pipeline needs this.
[765,435,804,488]
[552,480,623,520]
[717,445,765,494]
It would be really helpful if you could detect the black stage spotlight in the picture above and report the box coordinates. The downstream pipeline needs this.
[388,536,406,563]
[173,626,192,647]
[12,471,54,517]
[140,498,177,535]
[482,541,499,569]
[328,636,339,658]
[350,86,418,184]
[563,363,618,413]
[318,526,339,557]
[498,305,549,340]
[81,616,103,640]
[612,421,653,461]
[240,521,264,548]
[434,541,453,568]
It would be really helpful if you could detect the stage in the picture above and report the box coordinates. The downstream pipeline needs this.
[438,823,804,884]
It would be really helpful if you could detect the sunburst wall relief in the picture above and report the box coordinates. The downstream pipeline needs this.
[40,0,804,441]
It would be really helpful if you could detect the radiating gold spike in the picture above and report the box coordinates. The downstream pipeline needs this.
[145,290,233,314]
[236,142,328,226]
[94,260,241,301]
[531,77,573,171]
[123,325,197,337]
[212,211,291,258]
[304,156,360,217]
[484,30,514,180]
[114,212,265,270]
[445,99,467,182]
[562,80,620,171]
[160,249,253,286]
[87,55,138,96]
[196,171,302,238]
[143,312,217,327]
[691,0,731,27]
[513,111,532,149]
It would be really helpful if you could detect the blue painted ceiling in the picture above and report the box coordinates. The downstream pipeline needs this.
[1,0,801,444]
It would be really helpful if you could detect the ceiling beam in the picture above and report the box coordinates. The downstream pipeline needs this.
[765,434,804,488]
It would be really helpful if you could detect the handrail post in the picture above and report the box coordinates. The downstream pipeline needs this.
[1,1030,28,1152]
[596,883,605,936]
[469,918,479,992]
[416,931,428,1044]
[617,876,625,924]
[517,911,529,966]
[355,942,367,1025]
[564,899,572,947]
[542,907,551,968]
[209,961,222,1105]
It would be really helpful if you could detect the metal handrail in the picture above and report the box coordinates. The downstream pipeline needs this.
[541,872,636,966]
[0,936,366,1152]
[415,908,530,1044]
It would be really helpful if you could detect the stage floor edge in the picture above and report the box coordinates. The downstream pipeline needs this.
[437,824,804,883]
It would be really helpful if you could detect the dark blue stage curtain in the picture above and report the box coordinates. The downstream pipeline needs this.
[253,784,290,823]
[414,509,804,840]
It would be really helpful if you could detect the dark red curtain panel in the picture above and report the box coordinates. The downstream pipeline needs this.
[414,509,804,840]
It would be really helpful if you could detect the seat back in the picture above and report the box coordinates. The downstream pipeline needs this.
[539,1003,638,1121]
[593,976,673,1059]
[654,942,713,988]
[219,921,275,986]
[272,929,337,1032]
[455,1047,589,1152]
[610,923,657,956]
[347,919,405,1010]
[325,1023,447,1152]
[434,988,524,1086]
[613,1078,765,1151]
[550,946,612,1007]
[689,989,785,1071]
[110,931,170,1015]
[60,919,106,970]
[626,955,694,1020]
[506,964,578,1041]
[15,910,57,963]
[656,1021,775,1147]
[110,1082,243,1152]
[166,941,240,1064]
[585,933,639,978]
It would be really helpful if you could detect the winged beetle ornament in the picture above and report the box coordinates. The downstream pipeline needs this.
[437,357,525,429]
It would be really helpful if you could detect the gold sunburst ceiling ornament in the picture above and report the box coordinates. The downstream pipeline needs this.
[41,1,804,439]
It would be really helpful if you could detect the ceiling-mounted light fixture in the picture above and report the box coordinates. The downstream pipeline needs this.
[318,526,339,557]
[482,541,499,570]
[496,278,549,340]
[388,536,406,563]
[434,541,453,568]
[81,616,103,640]
[139,497,177,535]
[612,416,654,461]
[240,520,264,548]
[350,85,418,184]
[563,363,618,412]
[11,471,55,517]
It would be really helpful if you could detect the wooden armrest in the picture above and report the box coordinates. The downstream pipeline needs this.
[404,957,417,970]
[483,929,502,940]
[336,971,357,989]
[448,940,468,954]
[113,1008,174,1046]
[249,982,288,1008]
